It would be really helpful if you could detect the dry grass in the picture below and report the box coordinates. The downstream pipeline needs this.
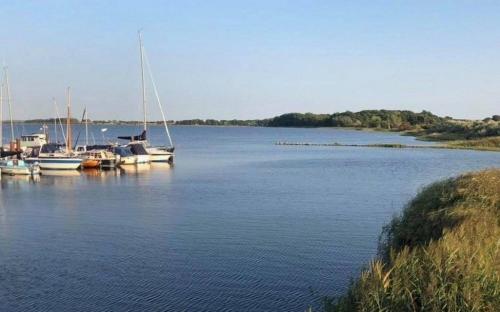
[325,169,500,312]
[446,137,500,151]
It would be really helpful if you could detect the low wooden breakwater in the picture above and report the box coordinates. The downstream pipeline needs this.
[275,141,448,149]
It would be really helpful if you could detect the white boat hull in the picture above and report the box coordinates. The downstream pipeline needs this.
[1,167,40,175]
[0,160,41,175]
[135,154,150,164]
[40,170,81,177]
[27,157,82,170]
[146,147,174,163]
[149,153,173,162]
[119,156,137,165]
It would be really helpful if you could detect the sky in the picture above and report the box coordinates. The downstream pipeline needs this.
[0,0,499,120]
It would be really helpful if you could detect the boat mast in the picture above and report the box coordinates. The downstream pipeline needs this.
[54,98,66,144]
[139,30,147,134]
[66,87,72,153]
[53,98,58,143]
[84,107,89,146]
[0,82,3,149]
[4,66,14,142]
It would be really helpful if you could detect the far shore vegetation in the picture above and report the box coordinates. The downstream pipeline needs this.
[19,110,500,150]
[320,169,500,312]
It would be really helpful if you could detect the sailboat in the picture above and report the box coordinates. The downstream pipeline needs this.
[118,31,175,164]
[26,88,82,170]
[0,66,40,176]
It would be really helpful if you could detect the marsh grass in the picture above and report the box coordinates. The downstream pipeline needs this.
[326,169,500,311]
[446,137,500,151]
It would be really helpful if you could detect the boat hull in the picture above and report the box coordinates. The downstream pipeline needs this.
[101,159,118,168]
[135,154,150,164]
[1,160,41,175]
[146,147,174,163]
[119,156,137,166]
[26,157,82,170]
[82,159,100,169]
[1,166,39,175]
[149,153,173,163]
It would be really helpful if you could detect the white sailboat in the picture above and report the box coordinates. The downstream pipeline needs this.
[0,66,40,176]
[26,88,82,170]
[118,31,175,163]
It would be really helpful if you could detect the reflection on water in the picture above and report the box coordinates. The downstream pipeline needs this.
[41,169,82,177]
[0,174,40,187]
[0,165,172,187]
[150,162,172,170]
[120,163,152,174]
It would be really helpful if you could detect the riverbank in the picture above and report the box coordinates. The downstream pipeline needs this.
[323,169,500,311]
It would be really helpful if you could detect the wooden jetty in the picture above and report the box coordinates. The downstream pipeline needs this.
[275,141,449,149]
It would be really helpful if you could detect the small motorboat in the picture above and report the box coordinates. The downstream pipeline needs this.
[127,142,150,164]
[81,150,118,169]
[100,150,118,168]
[146,145,174,163]
[0,159,40,176]
[113,146,137,165]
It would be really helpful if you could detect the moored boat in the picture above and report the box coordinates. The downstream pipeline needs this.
[81,150,117,169]
[26,88,82,170]
[20,133,48,150]
[0,159,40,176]
[26,143,82,170]
[118,31,175,164]
[82,157,100,169]
[146,145,174,163]
[127,142,150,164]
[113,146,137,165]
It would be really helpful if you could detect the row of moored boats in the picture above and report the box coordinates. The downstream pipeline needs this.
[0,132,173,176]
[0,31,175,176]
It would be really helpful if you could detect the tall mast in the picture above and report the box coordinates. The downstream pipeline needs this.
[4,66,14,142]
[0,83,3,149]
[139,30,147,133]
[54,98,66,145]
[85,107,88,146]
[66,87,72,153]
[53,98,58,143]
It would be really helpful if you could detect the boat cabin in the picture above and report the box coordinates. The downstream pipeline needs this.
[20,133,48,149]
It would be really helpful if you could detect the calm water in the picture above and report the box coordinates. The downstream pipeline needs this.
[0,125,499,311]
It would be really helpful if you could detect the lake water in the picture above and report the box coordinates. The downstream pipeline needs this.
[0,125,499,311]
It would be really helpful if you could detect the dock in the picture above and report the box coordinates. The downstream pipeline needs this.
[275,141,449,149]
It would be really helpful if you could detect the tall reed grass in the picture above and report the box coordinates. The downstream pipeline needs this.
[325,169,500,311]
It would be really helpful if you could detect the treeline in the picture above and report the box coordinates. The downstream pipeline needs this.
[20,110,500,141]
[22,119,167,125]
[265,110,445,129]
[173,119,268,126]
[22,118,81,124]
[174,110,447,129]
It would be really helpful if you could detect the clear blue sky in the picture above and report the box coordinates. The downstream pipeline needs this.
[1,1,499,120]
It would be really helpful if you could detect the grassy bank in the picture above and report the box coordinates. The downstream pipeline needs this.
[408,119,500,150]
[445,137,500,151]
[324,169,500,311]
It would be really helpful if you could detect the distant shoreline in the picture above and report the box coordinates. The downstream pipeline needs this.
[10,109,500,151]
